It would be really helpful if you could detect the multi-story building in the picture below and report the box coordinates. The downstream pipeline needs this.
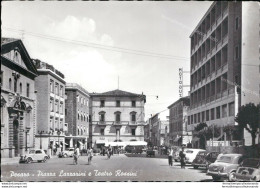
[1,38,38,158]
[187,2,260,146]
[33,59,66,154]
[65,83,90,149]
[90,89,146,148]
[168,96,192,147]
[149,112,169,147]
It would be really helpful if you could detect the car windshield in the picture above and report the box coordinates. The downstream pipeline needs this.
[185,150,193,154]
[242,159,260,168]
[217,156,232,163]
[29,150,35,154]
[35,150,42,154]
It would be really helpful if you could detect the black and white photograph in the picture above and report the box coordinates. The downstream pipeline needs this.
[1,0,260,186]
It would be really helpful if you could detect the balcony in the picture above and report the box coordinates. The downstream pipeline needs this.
[211,23,216,31]
[216,93,221,99]
[228,87,235,95]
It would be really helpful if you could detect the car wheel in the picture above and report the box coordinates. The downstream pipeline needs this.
[193,165,198,169]
[228,172,235,181]
[43,157,48,163]
[212,176,221,181]
[26,158,32,163]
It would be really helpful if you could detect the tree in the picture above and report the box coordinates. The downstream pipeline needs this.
[194,123,208,149]
[235,103,260,147]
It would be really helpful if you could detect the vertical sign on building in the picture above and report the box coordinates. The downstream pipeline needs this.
[179,68,183,98]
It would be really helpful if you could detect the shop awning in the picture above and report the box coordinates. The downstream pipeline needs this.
[127,141,147,146]
[191,137,200,143]
[174,136,181,142]
[105,142,127,147]
[96,140,107,144]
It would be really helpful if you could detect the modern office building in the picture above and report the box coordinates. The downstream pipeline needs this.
[168,96,192,147]
[187,2,260,146]
[187,2,242,141]
[65,83,90,149]
[90,89,146,148]
[33,59,67,155]
[1,38,38,158]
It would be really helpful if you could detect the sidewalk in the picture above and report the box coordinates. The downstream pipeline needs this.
[1,157,20,165]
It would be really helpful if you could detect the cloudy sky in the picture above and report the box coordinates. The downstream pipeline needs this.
[2,1,212,120]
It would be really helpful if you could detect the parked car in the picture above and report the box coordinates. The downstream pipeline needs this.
[233,158,260,181]
[184,149,206,164]
[146,147,155,157]
[58,148,75,158]
[192,151,220,169]
[207,153,246,181]
[19,149,49,163]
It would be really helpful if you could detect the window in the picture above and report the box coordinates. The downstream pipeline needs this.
[0,71,3,87]
[100,129,104,136]
[235,17,239,30]
[132,101,136,107]
[65,109,67,116]
[60,86,63,97]
[26,83,30,97]
[211,108,215,120]
[19,83,22,94]
[216,106,221,119]
[222,104,227,118]
[131,129,136,136]
[191,115,193,124]
[55,120,58,129]
[194,114,197,124]
[197,113,200,123]
[99,112,106,122]
[202,111,205,122]
[60,120,63,128]
[50,99,54,111]
[131,113,136,122]
[116,100,120,107]
[115,113,120,122]
[78,113,80,120]
[55,102,58,113]
[9,78,12,90]
[50,80,54,93]
[55,83,59,95]
[188,116,190,125]
[229,102,235,116]
[14,79,17,93]
[100,100,105,107]
[206,110,209,121]
[60,103,63,114]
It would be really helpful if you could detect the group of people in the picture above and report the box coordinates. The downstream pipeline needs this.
[168,147,186,169]
[73,145,93,165]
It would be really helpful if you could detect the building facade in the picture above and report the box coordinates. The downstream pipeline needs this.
[90,89,146,148]
[168,97,192,147]
[187,2,243,143]
[33,59,66,155]
[65,83,90,149]
[1,38,38,158]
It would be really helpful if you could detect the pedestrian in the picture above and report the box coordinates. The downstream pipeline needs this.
[107,145,112,159]
[179,147,186,169]
[102,147,105,156]
[168,147,174,166]
[73,145,80,165]
[87,147,93,165]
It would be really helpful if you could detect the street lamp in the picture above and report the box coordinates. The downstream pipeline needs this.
[38,130,44,149]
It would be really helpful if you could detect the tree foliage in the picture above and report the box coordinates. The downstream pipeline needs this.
[235,103,260,146]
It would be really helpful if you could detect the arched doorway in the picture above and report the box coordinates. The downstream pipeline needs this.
[13,119,19,157]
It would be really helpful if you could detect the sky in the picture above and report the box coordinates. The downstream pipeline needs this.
[2,1,212,120]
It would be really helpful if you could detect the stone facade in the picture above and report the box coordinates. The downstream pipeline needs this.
[1,38,38,158]
[90,89,146,148]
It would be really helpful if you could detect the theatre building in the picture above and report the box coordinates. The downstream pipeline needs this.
[1,38,38,158]
[33,59,67,155]
[90,89,146,148]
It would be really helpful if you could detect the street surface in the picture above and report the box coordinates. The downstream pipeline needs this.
[1,154,213,182]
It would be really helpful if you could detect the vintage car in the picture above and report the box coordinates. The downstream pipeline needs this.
[58,148,75,158]
[184,149,206,164]
[192,151,220,169]
[146,147,155,157]
[207,153,246,181]
[19,149,49,163]
[233,158,260,181]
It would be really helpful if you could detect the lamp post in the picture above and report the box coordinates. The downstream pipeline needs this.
[38,130,44,149]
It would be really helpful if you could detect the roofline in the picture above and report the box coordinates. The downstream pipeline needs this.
[65,83,90,97]
[189,1,215,38]
[37,69,66,84]
[168,96,190,109]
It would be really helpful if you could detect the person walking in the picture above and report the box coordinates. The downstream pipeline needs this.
[73,145,80,165]
[107,145,112,159]
[168,147,174,166]
[179,147,186,169]
[87,147,93,165]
